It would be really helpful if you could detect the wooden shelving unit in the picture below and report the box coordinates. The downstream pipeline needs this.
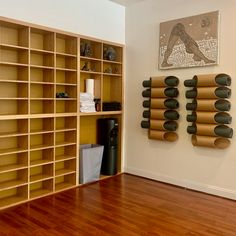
[0,16,123,209]
[79,39,123,179]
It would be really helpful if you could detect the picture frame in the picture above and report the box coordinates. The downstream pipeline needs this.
[159,11,219,70]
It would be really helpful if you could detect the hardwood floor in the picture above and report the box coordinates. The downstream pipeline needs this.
[1,174,236,235]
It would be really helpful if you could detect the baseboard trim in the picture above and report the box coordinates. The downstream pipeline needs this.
[124,167,236,201]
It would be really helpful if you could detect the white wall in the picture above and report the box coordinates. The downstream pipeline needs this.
[0,0,125,44]
[125,0,236,199]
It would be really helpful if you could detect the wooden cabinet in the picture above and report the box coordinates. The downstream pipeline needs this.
[0,17,123,209]
[79,39,123,181]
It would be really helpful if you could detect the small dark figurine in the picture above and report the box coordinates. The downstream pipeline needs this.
[113,67,119,74]
[104,67,112,74]
[82,62,89,71]
[56,92,69,98]
[104,46,116,61]
[80,42,93,57]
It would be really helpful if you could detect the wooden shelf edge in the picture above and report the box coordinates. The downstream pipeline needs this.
[80,56,101,61]
[80,111,122,116]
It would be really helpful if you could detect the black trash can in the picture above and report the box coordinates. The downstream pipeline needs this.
[97,118,118,175]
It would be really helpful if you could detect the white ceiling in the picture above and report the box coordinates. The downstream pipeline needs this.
[109,0,145,7]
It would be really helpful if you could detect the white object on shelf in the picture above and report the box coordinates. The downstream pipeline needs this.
[86,79,94,96]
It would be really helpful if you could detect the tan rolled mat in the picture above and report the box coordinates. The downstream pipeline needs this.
[195,123,217,136]
[195,111,217,123]
[150,98,166,108]
[150,76,167,87]
[150,109,165,119]
[150,120,166,130]
[196,87,218,99]
[191,135,230,149]
[193,74,218,87]
[151,88,167,98]
[149,130,178,142]
[196,99,218,111]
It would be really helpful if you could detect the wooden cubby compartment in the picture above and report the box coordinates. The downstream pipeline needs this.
[0,64,28,82]
[56,55,77,70]
[56,34,77,55]
[30,28,54,52]
[30,100,54,114]
[0,81,28,99]
[55,144,76,162]
[56,100,77,113]
[103,62,122,75]
[80,115,122,173]
[30,133,54,150]
[56,84,77,99]
[0,119,28,137]
[30,179,53,199]
[56,70,77,85]
[30,148,54,166]
[30,67,54,83]
[0,169,28,190]
[80,73,101,99]
[56,116,77,131]
[0,185,28,208]
[55,130,76,146]
[0,45,28,65]
[102,75,122,104]
[0,135,28,155]
[30,83,54,99]
[55,159,76,177]
[30,117,54,134]
[80,58,101,73]
[0,99,28,115]
[30,51,54,68]
[80,39,102,59]
[30,163,53,182]
[0,152,28,173]
[103,44,122,63]
[55,173,76,191]
[0,21,29,47]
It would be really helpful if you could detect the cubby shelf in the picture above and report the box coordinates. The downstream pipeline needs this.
[30,159,53,167]
[30,189,52,199]
[0,179,28,191]
[0,16,123,210]
[0,164,27,173]
[80,71,102,75]
[79,111,122,116]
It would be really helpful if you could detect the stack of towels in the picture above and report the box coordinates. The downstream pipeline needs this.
[80,92,96,113]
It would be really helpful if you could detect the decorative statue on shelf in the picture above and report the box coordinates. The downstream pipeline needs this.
[80,42,92,57]
[104,46,116,61]
[82,62,89,71]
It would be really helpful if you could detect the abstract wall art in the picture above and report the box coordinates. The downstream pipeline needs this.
[159,11,219,70]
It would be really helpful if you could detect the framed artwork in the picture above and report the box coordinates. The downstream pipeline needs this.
[159,11,219,70]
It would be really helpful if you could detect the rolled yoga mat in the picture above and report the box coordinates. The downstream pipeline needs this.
[186,111,232,124]
[185,87,231,99]
[143,109,179,120]
[186,99,231,112]
[191,135,230,149]
[184,74,231,87]
[141,120,178,131]
[143,98,179,109]
[142,76,179,87]
[187,124,233,138]
[142,88,179,98]
[149,130,178,142]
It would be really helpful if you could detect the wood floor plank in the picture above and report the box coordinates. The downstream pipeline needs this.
[1,174,236,235]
